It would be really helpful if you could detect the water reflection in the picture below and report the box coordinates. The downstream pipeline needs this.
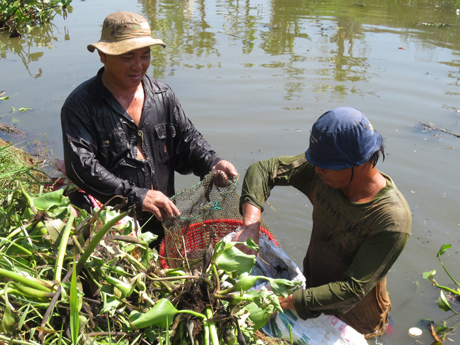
[139,0,389,100]
[0,8,71,78]
[2,0,459,100]
[141,0,221,79]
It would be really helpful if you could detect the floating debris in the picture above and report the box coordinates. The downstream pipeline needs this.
[420,122,460,138]
[408,327,422,338]
[0,122,25,135]
[415,22,452,26]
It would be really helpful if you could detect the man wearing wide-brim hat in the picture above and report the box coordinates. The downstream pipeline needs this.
[234,107,411,339]
[61,11,237,247]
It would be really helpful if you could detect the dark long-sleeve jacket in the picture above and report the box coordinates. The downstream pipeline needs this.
[61,68,221,214]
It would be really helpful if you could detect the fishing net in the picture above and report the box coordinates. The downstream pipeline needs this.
[160,170,277,269]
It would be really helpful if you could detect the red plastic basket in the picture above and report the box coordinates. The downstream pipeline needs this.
[159,219,277,269]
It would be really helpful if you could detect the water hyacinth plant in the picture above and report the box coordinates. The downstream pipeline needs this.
[0,182,301,345]
[424,244,460,343]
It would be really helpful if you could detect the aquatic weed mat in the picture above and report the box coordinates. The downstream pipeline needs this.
[0,174,300,345]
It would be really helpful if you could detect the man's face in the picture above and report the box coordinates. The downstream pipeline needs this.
[99,47,151,89]
[314,166,353,189]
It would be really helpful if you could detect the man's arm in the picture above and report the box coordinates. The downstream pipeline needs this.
[234,155,314,253]
[291,230,410,319]
[233,202,261,255]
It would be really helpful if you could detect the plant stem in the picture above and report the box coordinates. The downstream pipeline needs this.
[148,275,214,290]
[0,334,40,345]
[0,237,33,256]
[76,210,130,275]
[71,235,85,254]
[123,251,147,271]
[440,261,460,288]
[212,264,220,292]
[176,310,207,321]
[4,223,32,241]
[433,283,460,295]
[206,307,219,345]
[54,214,75,282]
[12,283,55,299]
[0,268,53,292]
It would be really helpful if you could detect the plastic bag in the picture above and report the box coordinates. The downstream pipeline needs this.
[226,232,368,345]
[262,310,368,345]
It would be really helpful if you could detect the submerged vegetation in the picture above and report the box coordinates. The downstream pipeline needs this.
[0,144,295,345]
[0,0,72,37]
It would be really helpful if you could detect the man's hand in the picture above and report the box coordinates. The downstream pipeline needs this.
[142,190,180,221]
[279,294,295,309]
[211,160,238,177]
[233,202,261,255]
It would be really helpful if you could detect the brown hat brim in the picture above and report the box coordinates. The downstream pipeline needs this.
[87,37,166,55]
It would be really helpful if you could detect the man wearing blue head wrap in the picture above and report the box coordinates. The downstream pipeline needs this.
[234,107,411,338]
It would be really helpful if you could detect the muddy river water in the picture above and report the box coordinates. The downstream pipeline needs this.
[1,0,460,343]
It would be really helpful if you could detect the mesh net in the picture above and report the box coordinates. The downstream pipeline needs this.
[160,170,276,269]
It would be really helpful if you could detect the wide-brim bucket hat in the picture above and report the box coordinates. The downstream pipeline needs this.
[305,107,382,170]
[87,11,166,55]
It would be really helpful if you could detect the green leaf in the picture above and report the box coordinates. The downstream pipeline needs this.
[215,244,256,277]
[18,107,31,112]
[246,288,283,313]
[266,290,283,313]
[437,244,452,257]
[0,96,9,100]
[212,239,227,261]
[70,262,79,345]
[423,270,436,282]
[139,231,158,244]
[33,189,68,211]
[212,237,259,264]
[130,299,178,329]
[269,279,303,297]
[18,303,31,330]
[245,302,271,331]
[10,117,19,123]
[43,218,66,244]
[100,294,122,316]
[244,238,259,251]
[105,275,135,299]
[435,325,450,333]
[438,290,454,312]
[100,207,122,225]
[0,286,19,334]
[234,275,265,291]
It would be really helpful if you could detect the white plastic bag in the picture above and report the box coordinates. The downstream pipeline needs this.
[226,231,368,345]
[262,310,368,345]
